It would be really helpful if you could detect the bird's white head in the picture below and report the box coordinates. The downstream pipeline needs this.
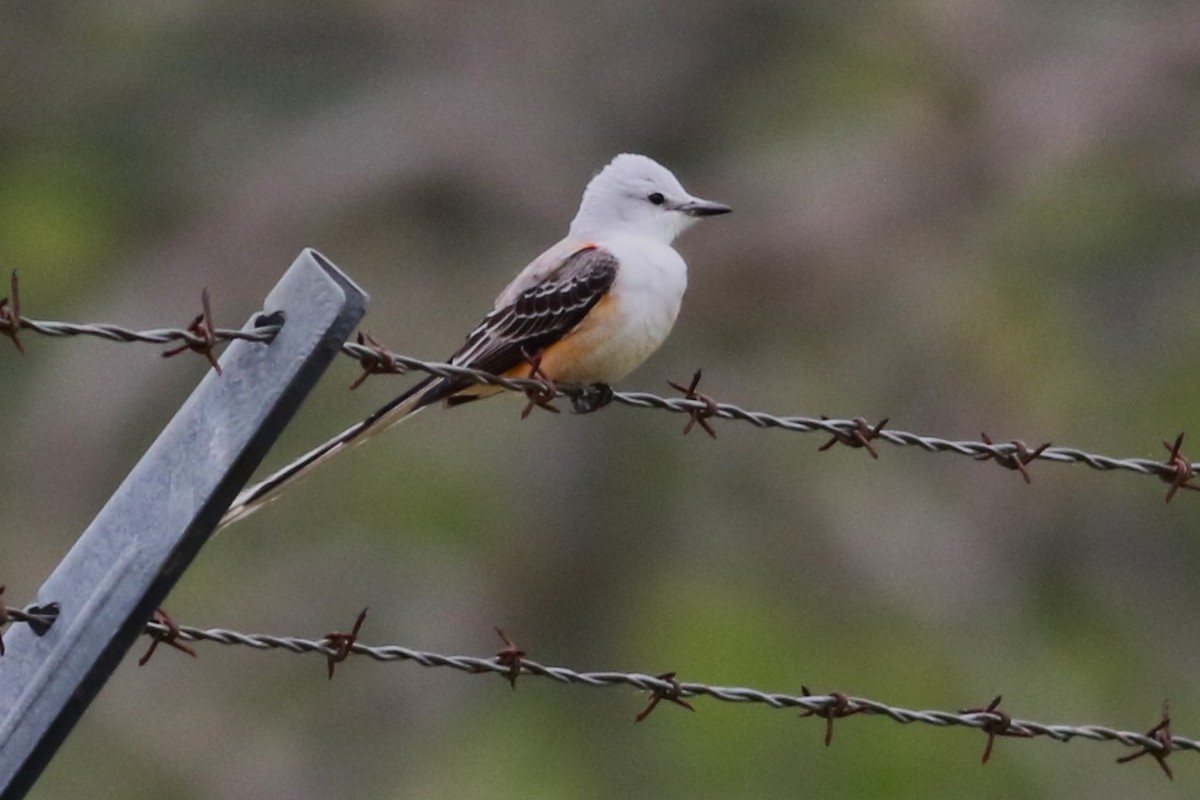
[569,153,731,244]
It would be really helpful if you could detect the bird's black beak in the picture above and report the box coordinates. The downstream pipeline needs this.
[676,198,733,217]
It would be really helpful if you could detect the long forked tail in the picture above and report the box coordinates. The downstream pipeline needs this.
[217,377,437,531]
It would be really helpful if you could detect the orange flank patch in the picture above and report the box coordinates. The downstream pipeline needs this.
[502,293,621,385]
[446,290,621,406]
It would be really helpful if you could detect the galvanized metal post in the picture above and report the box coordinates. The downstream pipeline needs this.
[0,249,367,799]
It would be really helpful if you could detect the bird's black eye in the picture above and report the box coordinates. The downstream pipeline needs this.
[647,192,665,206]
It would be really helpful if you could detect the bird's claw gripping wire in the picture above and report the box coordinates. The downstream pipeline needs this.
[570,382,614,414]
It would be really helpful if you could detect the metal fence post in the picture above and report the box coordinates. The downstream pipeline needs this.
[0,249,367,799]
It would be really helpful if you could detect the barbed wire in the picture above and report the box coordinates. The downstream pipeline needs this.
[0,605,1186,776]
[343,346,1200,487]
[2,281,1194,780]
[3,283,1197,498]
[5,318,280,348]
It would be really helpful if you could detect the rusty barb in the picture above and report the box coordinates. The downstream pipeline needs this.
[492,628,526,690]
[1159,434,1200,504]
[818,416,888,459]
[960,695,1036,764]
[4,276,1200,500]
[668,369,719,438]
[0,270,25,354]
[1115,701,1175,780]
[635,671,696,722]
[349,331,406,390]
[161,288,222,374]
[974,434,1052,484]
[138,608,197,666]
[800,687,865,746]
[518,350,561,419]
[322,607,369,680]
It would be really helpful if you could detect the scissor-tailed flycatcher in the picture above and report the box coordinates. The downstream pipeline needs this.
[219,153,730,529]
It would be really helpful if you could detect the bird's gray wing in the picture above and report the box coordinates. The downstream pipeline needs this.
[415,243,619,406]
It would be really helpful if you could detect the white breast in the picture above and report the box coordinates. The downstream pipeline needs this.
[566,234,689,383]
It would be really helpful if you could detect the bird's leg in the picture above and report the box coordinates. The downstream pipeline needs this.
[570,382,614,414]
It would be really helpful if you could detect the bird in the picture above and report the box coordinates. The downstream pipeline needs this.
[218,153,731,530]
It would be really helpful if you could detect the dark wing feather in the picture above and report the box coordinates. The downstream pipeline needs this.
[414,245,619,407]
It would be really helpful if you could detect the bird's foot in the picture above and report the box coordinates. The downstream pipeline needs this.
[570,383,614,414]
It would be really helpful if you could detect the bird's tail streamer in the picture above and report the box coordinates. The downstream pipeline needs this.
[217,378,435,531]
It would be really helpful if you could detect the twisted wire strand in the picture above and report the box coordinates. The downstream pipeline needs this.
[116,618,1194,757]
[6,311,1194,767]
[12,318,280,346]
[5,313,1198,479]
[1,606,1191,757]
[343,345,1199,480]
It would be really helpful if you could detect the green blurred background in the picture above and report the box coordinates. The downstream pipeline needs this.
[3,2,1200,798]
